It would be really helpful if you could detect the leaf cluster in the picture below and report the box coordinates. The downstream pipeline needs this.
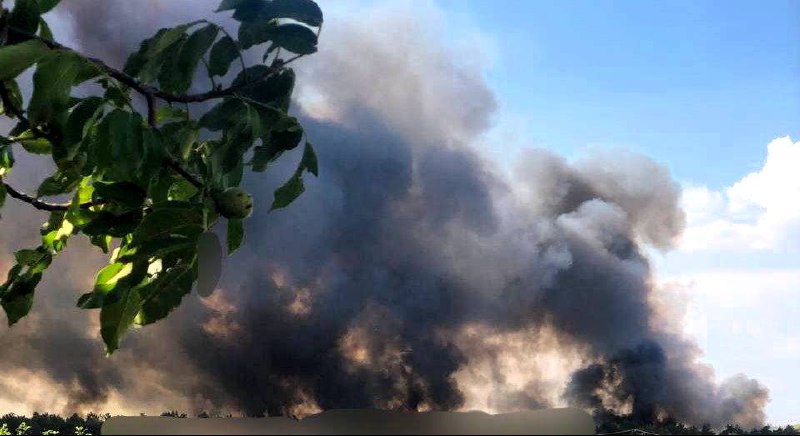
[0,0,322,353]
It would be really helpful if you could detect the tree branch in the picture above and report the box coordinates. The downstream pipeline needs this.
[145,93,157,129]
[2,22,307,206]
[9,25,305,105]
[142,87,205,191]
[2,181,97,212]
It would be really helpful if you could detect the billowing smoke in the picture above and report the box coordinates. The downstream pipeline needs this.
[0,0,768,428]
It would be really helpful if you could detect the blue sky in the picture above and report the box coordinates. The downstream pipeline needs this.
[440,0,800,189]
[433,0,800,425]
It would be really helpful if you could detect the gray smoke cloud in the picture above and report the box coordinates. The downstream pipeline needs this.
[0,0,768,428]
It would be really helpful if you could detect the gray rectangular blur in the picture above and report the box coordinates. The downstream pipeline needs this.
[102,408,595,435]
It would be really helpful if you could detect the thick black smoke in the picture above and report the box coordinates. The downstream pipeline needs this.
[0,0,768,427]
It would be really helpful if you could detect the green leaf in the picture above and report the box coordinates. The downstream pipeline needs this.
[36,170,81,197]
[65,206,94,229]
[217,119,254,173]
[267,23,318,55]
[55,152,87,174]
[90,259,148,352]
[142,128,165,178]
[92,181,147,210]
[82,211,142,238]
[77,291,100,309]
[227,218,244,254]
[208,35,239,77]
[0,40,50,81]
[224,0,323,26]
[19,136,52,155]
[116,236,195,265]
[264,0,323,27]
[115,113,145,178]
[28,52,93,125]
[159,121,198,160]
[0,141,15,175]
[91,110,145,179]
[146,170,175,204]
[64,96,105,149]
[123,31,162,77]
[250,144,282,172]
[300,141,319,176]
[1,248,49,325]
[148,25,192,61]
[79,261,140,311]
[155,106,188,124]
[131,202,205,245]
[238,19,278,50]
[14,248,49,268]
[218,0,282,23]
[168,178,200,201]
[94,263,132,294]
[100,279,143,353]
[4,81,24,113]
[69,177,93,208]
[101,80,131,108]
[1,272,42,326]
[196,231,222,298]
[8,0,41,36]
[38,0,61,13]
[0,81,23,120]
[269,140,317,211]
[137,262,194,326]
[0,183,6,209]
[156,34,189,94]
[216,0,253,12]
[0,265,24,291]
[38,17,54,40]
[198,98,246,131]
[232,67,295,111]
[128,24,195,84]
[222,155,245,188]
[41,212,73,252]
[268,115,304,151]
[172,24,219,94]
[246,102,265,138]
[89,235,112,254]
[271,172,304,210]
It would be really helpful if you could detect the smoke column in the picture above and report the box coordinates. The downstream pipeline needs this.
[0,0,768,428]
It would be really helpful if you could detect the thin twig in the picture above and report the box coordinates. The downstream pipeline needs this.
[164,157,204,190]
[2,181,98,212]
[145,94,158,128]
[143,88,204,191]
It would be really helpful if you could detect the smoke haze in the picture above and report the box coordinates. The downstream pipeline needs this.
[0,0,768,429]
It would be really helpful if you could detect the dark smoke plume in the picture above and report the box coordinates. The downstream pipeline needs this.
[0,0,768,428]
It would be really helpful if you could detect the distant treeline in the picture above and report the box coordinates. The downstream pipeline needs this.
[598,416,800,435]
[1,411,797,435]
[0,413,108,435]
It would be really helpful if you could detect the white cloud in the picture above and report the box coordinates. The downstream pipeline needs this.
[678,136,800,252]
[653,137,800,425]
